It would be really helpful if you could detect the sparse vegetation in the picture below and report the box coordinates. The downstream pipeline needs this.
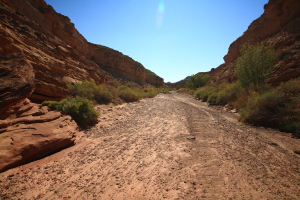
[184,44,299,137]
[215,83,243,106]
[238,90,284,126]
[68,81,112,104]
[42,97,99,126]
[192,78,300,137]
[177,88,195,95]
[43,81,168,126]
[194,87,217,102]
[118,85,141,102]
[185,74,211,89]
[235,43,276,90]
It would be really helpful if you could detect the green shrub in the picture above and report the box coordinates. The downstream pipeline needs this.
[118,86,140,102]
[235,43,276,89]
[67,81,112,104]
[278,78,300,97]
[42,97,99,126]
[94,85,113,104]
[185,74,211,89]
[194,87,216,102]
[142,88,158,98]
[207,93,218,105]
[156,88,170,94]
[282,122,300,137]
[239,90,284,126]
[216,83,243,106]
[68,81,96,100]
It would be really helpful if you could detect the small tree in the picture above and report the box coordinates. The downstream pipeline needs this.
[185,74,211,89]
[235,43,276,89]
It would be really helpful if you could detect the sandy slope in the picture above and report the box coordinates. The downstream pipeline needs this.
[1,92,300,199]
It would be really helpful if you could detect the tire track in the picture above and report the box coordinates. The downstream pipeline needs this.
[0,92,299,199]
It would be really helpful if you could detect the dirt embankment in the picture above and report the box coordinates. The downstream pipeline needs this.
[1,92,300,199]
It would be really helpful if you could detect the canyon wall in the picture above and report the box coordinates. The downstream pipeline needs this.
[209,0,300,85]
[0,0,163,103]
[0,0,163,172]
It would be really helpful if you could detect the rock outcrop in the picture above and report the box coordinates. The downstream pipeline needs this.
[0,0,164,172]
[0,0,163,102]
[0,53,35,116]
[145,70,165,87]
[0,98,81,173]
[209,0,300,85]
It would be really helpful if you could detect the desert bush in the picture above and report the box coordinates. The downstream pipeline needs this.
[207,93,218,105]
[216,83,243,106]
[275,78,300,136]
[68,81,96,100]
[142,88,158,98]
[94,85,113,104]
[185,74,211,89]
[194,87,217,102]
[232,90,252,111]
[68,81,112,104]
[177,88,187,93]
[235,43,276,89]
[239,90,284,126]
[156,88,170,94]
[280,96,300,137]
[42,97,99,126]
[177,88,195,95]
[283,121,300,137]
[118,85,140,102]
[278,78,300,97]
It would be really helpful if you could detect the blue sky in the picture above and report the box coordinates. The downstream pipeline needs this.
[44,0,268,83]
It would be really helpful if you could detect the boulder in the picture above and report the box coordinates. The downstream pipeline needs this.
[0,99,80,173]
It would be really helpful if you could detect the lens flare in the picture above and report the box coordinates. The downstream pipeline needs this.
[156,0,165,28]
[158,0,165,13]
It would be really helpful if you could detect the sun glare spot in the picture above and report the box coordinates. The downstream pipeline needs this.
[156,0,165,28]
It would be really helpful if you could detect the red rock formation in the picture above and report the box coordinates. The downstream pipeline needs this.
[210,0,300,85]
[0,0,164,172]
[0,54,35,116]
[0,0,163,99]
[145,69,164,87]
[0,99,81,173]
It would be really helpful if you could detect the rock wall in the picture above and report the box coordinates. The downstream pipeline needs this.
[210,0,300,85]
[0,0,163,172]
[145,70,165,87]
[0,0,163,103]
[0,52,82,173]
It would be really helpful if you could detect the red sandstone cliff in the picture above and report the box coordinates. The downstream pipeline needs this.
[209,0,300,85]
[0,0,164,102]
[0,0,163,172]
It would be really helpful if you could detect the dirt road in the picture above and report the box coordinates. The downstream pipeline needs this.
[1,92,300,199]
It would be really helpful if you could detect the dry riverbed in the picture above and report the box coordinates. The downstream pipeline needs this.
[1,92,300,199]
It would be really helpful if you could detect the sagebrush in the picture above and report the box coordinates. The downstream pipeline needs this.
[42,97,99,126]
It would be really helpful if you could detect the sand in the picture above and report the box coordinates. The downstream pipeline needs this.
[1,92,300,199]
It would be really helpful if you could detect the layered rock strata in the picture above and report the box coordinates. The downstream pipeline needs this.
[0,99,80,173]
[0,0,163,172]
[0,0,163,102]
[210,0,300,85]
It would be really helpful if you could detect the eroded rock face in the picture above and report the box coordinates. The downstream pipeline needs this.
[210,0,300,85]
[0,99,81,173]
[0,0,164,173]
[0,0,163,100]
[0,53,35,116]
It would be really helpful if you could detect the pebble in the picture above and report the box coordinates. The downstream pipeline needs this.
[186,136,196,140]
